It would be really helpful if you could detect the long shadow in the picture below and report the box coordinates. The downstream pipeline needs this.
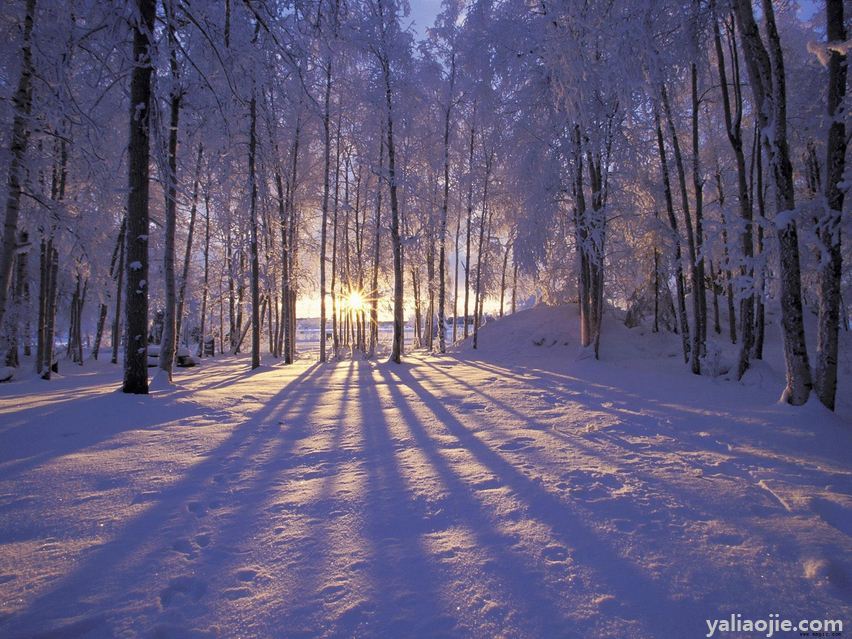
[423,355,852,621]
[374,363,575,637]
[254,361,365,635]
[0,357,303,479]
[388,363,708,637]
[134,360,362,637]
[430,358,730,507]
[0,362,331,637]
[355,361,456,637]
[424,357,803,511]
[468,358,852,488]
[186,360,283,393]
[0,387,211,482]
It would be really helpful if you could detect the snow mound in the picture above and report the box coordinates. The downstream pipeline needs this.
[450,303,684,365]
[449,304,579,359]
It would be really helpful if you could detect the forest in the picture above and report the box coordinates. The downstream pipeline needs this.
[0,0,845,406]
[0,0,850,637]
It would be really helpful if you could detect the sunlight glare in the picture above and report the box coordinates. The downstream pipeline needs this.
[345,290,366,313]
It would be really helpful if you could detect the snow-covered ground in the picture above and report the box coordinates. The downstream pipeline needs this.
[0,305,850,638]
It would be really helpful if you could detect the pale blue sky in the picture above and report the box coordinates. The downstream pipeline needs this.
[407,0,443,38]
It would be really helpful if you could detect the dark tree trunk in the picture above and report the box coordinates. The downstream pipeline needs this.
[0,0,36,350]
[654,110,690,363]
[198,183,211,357]
[176,143,203,353]
[814,0,847,411]
[159,2,182,381]
[122,0,156,394]
[661,85,702,374]
[733,0,812,404]
[249,91,260,369]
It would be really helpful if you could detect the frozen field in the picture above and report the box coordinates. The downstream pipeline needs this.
[0,306,850,638]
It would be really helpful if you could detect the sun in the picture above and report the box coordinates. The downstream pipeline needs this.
[344,290,367,313]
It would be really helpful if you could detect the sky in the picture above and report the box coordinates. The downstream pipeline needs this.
[406,0,443,39]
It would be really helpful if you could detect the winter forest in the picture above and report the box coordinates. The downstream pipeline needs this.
[0,0,850,636]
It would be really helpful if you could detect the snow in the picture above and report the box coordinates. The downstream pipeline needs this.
[0,306,850,637]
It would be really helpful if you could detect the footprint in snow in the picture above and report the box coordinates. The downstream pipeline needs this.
[319,583,347,603]
[472,477,502,491]
[235,568,258,582]
[159,576,206,608]
[186,501,207,517]
[131,491,160,505]
[498,437,536,452]
[171,539,196,558]
[542,545,569,562]
[707,532,744,546]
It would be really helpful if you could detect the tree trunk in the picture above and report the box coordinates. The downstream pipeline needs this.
[438,54,456,353]
[122,0,156,394]
[111,219,126,364]
[198,183,211,358]
[249,90,260,369]
[176,143,203,353]
[691,63,708,354]
[0,0,36,354]
[463,119,476,340]
[715,171,737,343]
[499,238,511,317]
[473,153,492,350]
[654,110,690,363]
[284,110,301,364]
[384,62,404,364]
[710,260,721,335]
[159,4,182,381]
[227,226,235,351]
[713,4,755,377]
[752,127,766,360]
[733,0,812,404]
[661,85,702,374]
[94,219,126,360]
[330,113,341,358]
[319,62,332,362]
[40,244,59,379]
[815,0,847,410]
[369,135,383,356]
[511,258,518,314]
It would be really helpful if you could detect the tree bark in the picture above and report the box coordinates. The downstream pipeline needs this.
[438,53,456,353]
[198,182,210,357]
[815,0,847,410]
[732,0,812,404]
[713,5,755,377]
[383,59,404,364]
[472,152,493,350]
[319,62,332,362]
[0,0,36,354]
[661,85,702,374]
[176,143,203,352]
[122,0,156,394]
[249,90,260,369]
[369,134,383,356]
[94,219,126,360]
[159,2,182,381]
[463,118,475,340]
[654,110,690,363]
